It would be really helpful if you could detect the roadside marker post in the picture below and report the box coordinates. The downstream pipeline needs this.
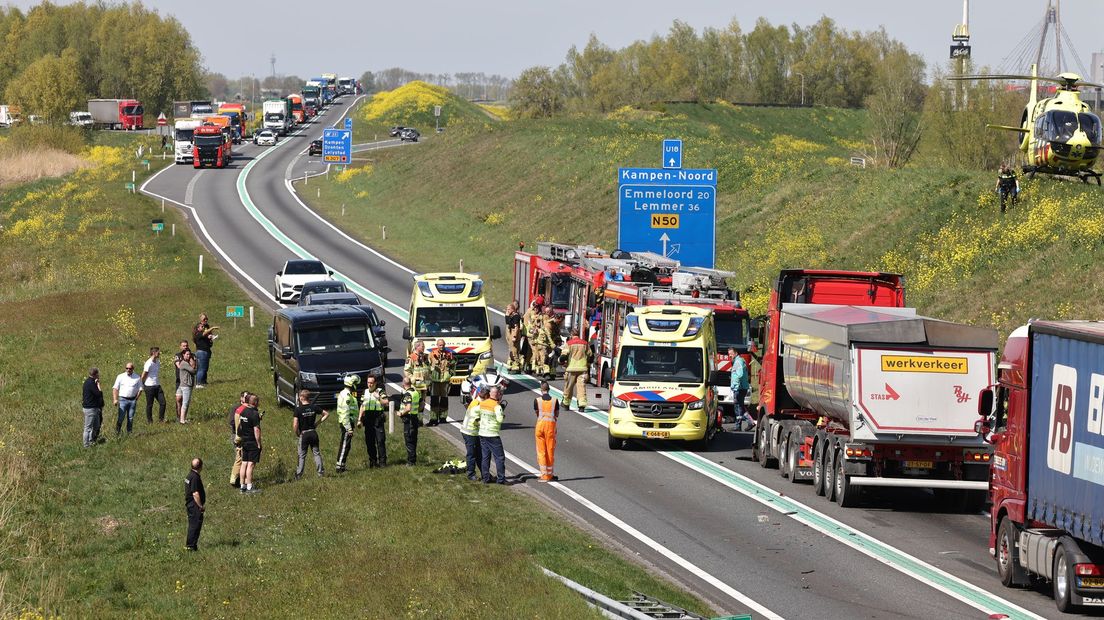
[249,305,254,328]
[171,223,175,237]
[381,225,386,240]
[198,255,203,274]
[388,400,395,434]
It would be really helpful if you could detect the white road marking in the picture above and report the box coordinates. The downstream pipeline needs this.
[184,168,204,205]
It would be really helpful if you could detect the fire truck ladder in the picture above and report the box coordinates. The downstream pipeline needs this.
[537,241,607,263]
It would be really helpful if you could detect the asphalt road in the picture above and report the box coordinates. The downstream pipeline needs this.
[142,97,1083,620]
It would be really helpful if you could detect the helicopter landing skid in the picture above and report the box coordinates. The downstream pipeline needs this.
[1020,165,1102,185]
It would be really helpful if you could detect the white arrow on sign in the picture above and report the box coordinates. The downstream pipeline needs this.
[660,233,670,257]
[668,157,677,166]
[669,243,680,256]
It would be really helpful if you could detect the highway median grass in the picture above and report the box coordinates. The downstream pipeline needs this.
[0,132,710,618]
[303,99,1104,335]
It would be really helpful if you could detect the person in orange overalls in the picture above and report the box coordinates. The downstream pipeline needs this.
[533,381,559,482]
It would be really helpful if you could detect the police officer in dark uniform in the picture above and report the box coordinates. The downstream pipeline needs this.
[996,164,1019,213]
[184,458,205,551]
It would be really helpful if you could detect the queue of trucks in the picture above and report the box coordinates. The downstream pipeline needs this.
[507,240,1102,613]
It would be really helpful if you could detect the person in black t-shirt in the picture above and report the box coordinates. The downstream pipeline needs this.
[237,394,263,493]
[184,458,205,550]
[294,389,329,478]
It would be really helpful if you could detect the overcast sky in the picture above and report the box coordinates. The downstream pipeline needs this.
[7,0,1104,81]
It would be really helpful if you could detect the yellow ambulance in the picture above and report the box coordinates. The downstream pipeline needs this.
[404,273,500,382]
[607,305,721,450]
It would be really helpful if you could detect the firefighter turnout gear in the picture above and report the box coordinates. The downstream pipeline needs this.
[404,350,430,417]
[560,335,591,409]
[534,393,559,481]
[505,304,524,372]
[427,344,455,426]
[523,303,543,372]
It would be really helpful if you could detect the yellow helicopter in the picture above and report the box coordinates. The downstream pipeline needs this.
[953,65,1103,184]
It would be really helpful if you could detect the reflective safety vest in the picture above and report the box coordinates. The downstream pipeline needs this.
[563,337,590,373]
[362,388,386,412]
[336,388,358,427]
[401,388,423,416]
[461,398,482,435]
[477,399,504,437]
[536,396,557,423]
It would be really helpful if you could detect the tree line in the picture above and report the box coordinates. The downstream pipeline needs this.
[362,68,512,101]
[509,17,925,117]
[0,1,205,122]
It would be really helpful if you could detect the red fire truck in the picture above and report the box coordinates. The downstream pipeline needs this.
[512,242,751,414]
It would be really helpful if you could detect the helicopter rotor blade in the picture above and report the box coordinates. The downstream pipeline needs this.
[950,74,1104,89]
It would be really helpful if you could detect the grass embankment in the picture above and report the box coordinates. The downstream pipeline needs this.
[305,98,1104,334]
[0,130,707,618]
[351,80,496,143]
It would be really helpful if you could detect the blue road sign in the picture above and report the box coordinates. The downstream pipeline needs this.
[344,117,352,130]
[617,167,717,268]
[322,128,351,164]
[662,139,682,169]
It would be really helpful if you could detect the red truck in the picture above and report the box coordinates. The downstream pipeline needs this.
[977,321,1104,613]
[87,98,143,130]
[753,269,997,509]
[192,124,231,169]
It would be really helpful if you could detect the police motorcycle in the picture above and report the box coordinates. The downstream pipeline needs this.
[459,370,510,408]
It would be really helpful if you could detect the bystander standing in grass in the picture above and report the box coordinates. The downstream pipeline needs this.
[228,391,249,488]
[140,346,167,424]
[173,340,190,420]
[184,457,205,551]
[294,389,328,478]
[175,349,197,424]
[479,386,507,484]
[192,313,218,388]
[81,367,104,447]
[112,362,142,435]
[237,393,263,493]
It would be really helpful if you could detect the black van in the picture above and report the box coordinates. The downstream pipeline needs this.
[268,306,385,408]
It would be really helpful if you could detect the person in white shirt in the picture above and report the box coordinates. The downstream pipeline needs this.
[140,347,167,424]
[113,363,143,435]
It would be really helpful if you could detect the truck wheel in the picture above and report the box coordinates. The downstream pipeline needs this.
[824,447,838,502]
[834,453,859,507]
[779,433,791,479]
[787,436,802,485]
[813,440,826,496]
[996,517,1028,588]
[600,364,611,389]
[1054,543,1080,613]
[607,430,624,450]
[756,425,775,468]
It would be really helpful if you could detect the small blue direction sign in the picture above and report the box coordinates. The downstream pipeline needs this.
[344,117,352,131]
[617,166,717,268]
[662,139,682,169]
[322,128,352,164]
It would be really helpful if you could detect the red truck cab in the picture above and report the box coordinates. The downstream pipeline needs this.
[192,124,230,169]
[119,99,143,130]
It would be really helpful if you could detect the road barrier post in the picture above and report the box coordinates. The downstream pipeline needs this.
[388,400,395,434]
[381,225,386,240]
[249,306,254,328]
[198,255,203,274]
[341,204,345,216]
[304,172,307,185]
[459,259,464,272]
[171,223,175,237]
[316,187,320,198]
[131,170,135,184]
[161,199,165,213]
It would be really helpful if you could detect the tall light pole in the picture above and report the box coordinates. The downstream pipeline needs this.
[795,72,805,106]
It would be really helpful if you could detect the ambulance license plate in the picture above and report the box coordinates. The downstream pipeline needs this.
[905,460,933,469]
[450,377,464,385]
[644,431,670,439]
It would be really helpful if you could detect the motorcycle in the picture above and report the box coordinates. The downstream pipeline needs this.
[460,371,510,407]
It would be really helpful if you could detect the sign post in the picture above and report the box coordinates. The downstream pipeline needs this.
[151,219,164,235]
[322,128,352,165]
[434,105,442,133]
[662,139,682,169]
[226,305,244,328]
[618,140,717,268]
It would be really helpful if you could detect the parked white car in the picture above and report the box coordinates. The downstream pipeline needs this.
[69,111,94,127]
[253,129,278,146]
[275,259,332,303]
